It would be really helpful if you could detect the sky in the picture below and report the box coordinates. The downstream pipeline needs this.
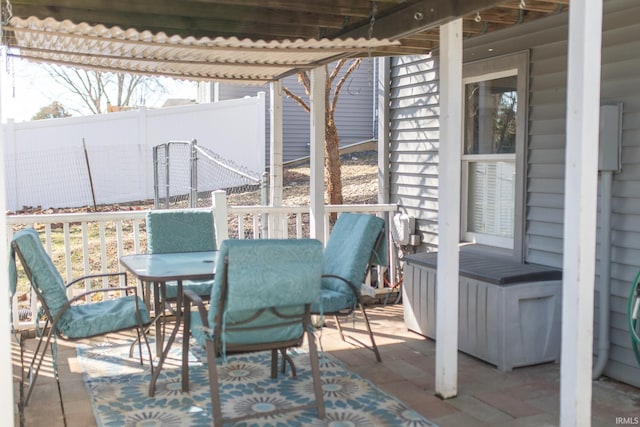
[0,54,199,123]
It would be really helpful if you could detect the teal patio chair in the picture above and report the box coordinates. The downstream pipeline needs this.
[311,212,387,362]
[9,228,152,408]
[146,208,216,301]
[181,239,325,425]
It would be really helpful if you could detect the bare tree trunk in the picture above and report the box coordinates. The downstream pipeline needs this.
[325,116,343,207]
[282,58,361,218]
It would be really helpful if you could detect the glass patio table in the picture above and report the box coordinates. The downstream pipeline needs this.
[120,250,217,396]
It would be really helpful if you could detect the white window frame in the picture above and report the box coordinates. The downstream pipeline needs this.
[461,52,528,260]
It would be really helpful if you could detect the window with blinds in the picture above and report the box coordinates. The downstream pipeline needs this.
[461,55,526,251]
[467,160,515,244]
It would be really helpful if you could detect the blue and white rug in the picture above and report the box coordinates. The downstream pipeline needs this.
[77,340,437,427]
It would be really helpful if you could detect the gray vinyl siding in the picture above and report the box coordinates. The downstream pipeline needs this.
[389,0,640,387]
[389,55,440,252]
[216,58,376,164]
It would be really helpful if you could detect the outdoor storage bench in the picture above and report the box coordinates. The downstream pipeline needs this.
[403,250,562,371]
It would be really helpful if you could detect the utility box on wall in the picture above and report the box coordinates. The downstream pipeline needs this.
[403,251,563,371]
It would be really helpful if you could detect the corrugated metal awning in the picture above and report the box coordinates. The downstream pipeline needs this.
[2,16,400,84]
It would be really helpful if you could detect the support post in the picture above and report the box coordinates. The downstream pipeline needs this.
[561,1,603,426]
[189,139,198,208]
[212,190,229,247]
[377,57,390,206]
[309,67,326,242]
[435,18,463,400]
[0,42,15,421]
[377,57,396,285]
[270,80,284,237]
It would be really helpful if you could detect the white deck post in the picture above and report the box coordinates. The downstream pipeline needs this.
[269,81,284,237]
[378,57,395,279]
[561,1,603,426]
[0,51,15,421]
[435,18,463,399]
[212,190,229,247]
[377,57,390,206]
[309,67,326,242]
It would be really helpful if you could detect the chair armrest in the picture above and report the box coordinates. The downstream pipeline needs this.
[46,285,144,333]
[183,289,210,329]
[66,286,140,306]
[66,271,128,289]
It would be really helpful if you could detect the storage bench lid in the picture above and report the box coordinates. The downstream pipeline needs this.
[404,251,562,285]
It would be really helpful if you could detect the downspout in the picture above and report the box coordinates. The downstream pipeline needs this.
[593,102,623,379]
[593,170,612,378]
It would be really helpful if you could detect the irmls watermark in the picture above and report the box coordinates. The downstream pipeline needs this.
[616,416,640,425]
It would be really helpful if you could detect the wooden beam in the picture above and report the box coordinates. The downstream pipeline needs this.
[8,4,326,40]
[335,0,505,40]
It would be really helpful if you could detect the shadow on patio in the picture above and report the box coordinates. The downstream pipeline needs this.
[12,303,640,427]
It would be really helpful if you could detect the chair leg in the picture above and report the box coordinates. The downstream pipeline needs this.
[270,349,278,379]
[138,325,154,375]
[181,306,192,392]
[332,308,382,362]
[334,315,346,341]
[128,323,154,375]
[358,303,382,362]
[306,328,325,419]
[206,340,224,427]
[23,327,56,407]
[279,348,297,378]
[53,360,67,427]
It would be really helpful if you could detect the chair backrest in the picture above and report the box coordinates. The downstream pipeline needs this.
[10,228,72,326]
[146,209,216,254]
[209,239,322,351]
[322,213,386,297]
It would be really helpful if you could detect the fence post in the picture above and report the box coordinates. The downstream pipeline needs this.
[190,139,198,208]
[261,172,270,238]
[212,190,229,247]
[152,146,159,208]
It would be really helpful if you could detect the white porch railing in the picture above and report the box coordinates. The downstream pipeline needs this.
[7,195,399,330]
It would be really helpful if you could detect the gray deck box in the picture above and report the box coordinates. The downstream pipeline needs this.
[403,251,562,371]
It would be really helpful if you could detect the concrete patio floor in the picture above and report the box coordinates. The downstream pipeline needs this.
[13,303,640,427]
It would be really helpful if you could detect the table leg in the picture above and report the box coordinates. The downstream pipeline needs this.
[153,282,163,356]
[149,280,183,397]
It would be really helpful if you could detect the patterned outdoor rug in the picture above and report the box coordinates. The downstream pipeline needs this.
[77,340,437,427]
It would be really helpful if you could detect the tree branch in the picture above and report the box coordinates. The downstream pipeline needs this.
[297,71,311,96]
[328,58,347,83]
[282,87,310,112]
[331,58,362,113]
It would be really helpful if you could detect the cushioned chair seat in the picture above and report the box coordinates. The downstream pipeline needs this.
[62,296,151,339]
[182,239,325,425]
[311,288,356,314]
[311,212,386,362]
[190,306,306,348]
[9,227,152,407]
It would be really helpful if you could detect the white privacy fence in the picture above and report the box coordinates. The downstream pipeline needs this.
[2,95,265,211]
[7,198,398,330]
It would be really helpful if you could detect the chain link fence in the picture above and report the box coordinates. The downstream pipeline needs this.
[153,140,264,209]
